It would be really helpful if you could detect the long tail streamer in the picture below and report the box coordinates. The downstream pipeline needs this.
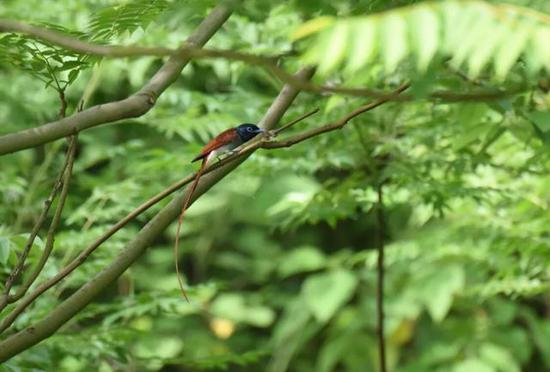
[173,156,209,302]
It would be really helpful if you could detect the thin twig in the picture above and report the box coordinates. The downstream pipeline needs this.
[0,174,64,312]
[0,89,72,311]
[0,79,74,312]
[263,83,410,149]
[7,136,77,304]
[58,91,67,119]
[376,183,386,372]
[271,108,319,135]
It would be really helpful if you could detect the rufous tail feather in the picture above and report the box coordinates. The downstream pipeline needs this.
[174,155,209,302]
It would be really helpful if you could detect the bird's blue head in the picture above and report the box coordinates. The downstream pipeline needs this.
[235,123,264,142]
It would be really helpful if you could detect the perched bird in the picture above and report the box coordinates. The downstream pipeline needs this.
[174,123,264,301]
[191,123,264,163]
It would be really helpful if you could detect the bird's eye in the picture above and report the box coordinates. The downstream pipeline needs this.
[247,127,253,132]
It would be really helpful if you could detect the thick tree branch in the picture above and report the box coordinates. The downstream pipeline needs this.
[0,5,232,156]
[0,63,314,361]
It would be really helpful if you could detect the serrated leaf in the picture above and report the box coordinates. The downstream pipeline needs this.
[302,270,357,323]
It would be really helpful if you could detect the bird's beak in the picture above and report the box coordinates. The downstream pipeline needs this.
[257,128,266,133]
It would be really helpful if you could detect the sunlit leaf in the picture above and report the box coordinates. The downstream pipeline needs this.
[302,270,357,323]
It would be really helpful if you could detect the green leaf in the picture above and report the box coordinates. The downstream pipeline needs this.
[67,69,80,85]
[479,343,520,372]
[494,25,530,80]
[278,246,327,278]
[410,6,439,72]
[344,19,377,74]
[467,21,505,78]
[450,5,489,70]
[292,17,335,40]
[211,294,275,328]
[317,22,350,75]
[418,264,465,322]
[453,359,495,372]
[382,13,407,74]
[298,0,550,80]
[302,270,358,323]
[530,320,550,367]
[526,111,550,133]
[526,27,550,73]
[0,237,10,265]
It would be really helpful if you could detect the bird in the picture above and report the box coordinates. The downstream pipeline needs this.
[174,123,264,301]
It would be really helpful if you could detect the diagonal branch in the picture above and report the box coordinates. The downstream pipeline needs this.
[0,4,232,156]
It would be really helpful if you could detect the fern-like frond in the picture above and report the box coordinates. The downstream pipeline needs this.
[294,0,550,80]
[87,0,169,41]
[0,0,169,90]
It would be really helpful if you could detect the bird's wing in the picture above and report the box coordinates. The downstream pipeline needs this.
[192,128,239,162]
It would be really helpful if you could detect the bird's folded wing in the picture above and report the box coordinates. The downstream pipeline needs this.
[192,128,239,162]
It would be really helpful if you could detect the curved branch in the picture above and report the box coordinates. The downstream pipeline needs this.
[0,5,233,156]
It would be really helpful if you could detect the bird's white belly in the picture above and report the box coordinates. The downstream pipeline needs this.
[206,142,240,164]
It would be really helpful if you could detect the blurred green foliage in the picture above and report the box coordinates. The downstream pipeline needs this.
[1,0,549,371]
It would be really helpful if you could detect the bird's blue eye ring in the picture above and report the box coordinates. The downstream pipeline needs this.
[247,127,254,132]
